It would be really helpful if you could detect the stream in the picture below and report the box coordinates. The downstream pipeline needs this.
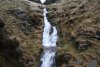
[40,0,58,67]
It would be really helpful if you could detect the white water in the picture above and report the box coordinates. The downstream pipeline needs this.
[40,0,58,67]
[40,0,46,3]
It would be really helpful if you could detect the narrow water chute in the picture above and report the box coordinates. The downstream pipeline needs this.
[40,0,58,67]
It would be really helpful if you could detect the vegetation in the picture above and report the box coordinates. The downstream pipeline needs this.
[0,0,100,67]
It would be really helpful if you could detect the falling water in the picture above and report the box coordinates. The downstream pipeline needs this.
[40,0,46,3]
[40,0,58,67]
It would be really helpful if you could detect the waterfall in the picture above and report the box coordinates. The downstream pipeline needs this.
[40,0,46,3]
[40,0,58,67]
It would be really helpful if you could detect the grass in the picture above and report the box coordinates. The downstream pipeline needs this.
[0,0,100,67]
[0,0,27,11]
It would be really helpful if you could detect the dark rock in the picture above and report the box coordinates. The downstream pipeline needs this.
[0,24,23,66]
[20,21,32,35]
[44,0,60,5]
[56,53,72,67]
[7,9,32,35]
[95,31,100,40]
[0,19,5,33]
[0,20,22,59]
[56,53,71,63]
[7,9,28,21]
[28,15,42,29]
[29,0,41,3]
[0,36,22,59]
[0,19,5,28]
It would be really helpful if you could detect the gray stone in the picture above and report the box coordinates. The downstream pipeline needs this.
[87,60,97,67]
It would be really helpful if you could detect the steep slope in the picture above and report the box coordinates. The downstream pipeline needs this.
[0,0,100,67]
[0,0,44,67]
[47,0,100,67]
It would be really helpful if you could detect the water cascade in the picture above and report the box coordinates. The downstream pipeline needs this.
[40,0,58,67]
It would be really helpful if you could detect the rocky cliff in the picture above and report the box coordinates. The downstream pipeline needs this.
[0,0,100,67]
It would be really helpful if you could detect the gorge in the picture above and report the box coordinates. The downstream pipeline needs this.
[0,0,100,67]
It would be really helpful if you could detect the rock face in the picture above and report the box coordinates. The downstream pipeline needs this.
[0,0,100,67]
